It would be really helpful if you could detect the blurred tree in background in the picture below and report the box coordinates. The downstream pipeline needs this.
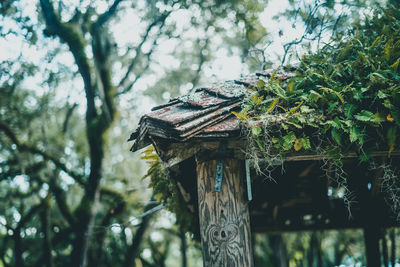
[0,0,399,266]
[0,0,267,266]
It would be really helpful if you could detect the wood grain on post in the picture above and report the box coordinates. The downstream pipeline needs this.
[196,158,254,267]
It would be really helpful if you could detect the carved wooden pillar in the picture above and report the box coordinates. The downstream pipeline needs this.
[196,158,254,267]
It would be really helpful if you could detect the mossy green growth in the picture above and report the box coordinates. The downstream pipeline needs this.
[237,5,400,164]
[141,146,194,231]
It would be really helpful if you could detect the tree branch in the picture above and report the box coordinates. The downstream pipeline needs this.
[281,1,326,65]
[90,189,127,266]
[95,0,124,27]
[40,195,55,267]
[40,0,96,122]
[191,37,209,89]
[0,120,86,185]
[62,103,78,134]
[117,11,171,95]
[49,171,76,226]
[124,198,158,267]
[14,203,45,267]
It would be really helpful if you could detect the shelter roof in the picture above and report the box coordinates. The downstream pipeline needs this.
[129,70,294,152]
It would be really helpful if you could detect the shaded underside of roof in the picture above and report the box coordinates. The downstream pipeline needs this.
[129,70,294,151]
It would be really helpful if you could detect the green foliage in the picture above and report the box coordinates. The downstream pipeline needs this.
[141,146,193,230]
[240,5,400,162]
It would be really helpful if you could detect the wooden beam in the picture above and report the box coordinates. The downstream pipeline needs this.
[196,158,254,266]
[150,136,400,167]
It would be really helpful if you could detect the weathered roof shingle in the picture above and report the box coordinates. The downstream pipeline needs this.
[129,71,293,151]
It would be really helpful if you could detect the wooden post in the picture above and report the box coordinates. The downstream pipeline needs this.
[196,158,254,267]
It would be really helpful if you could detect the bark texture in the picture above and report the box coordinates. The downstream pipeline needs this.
[196,158,253,267]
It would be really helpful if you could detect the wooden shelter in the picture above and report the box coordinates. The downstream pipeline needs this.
[129,71,400,266]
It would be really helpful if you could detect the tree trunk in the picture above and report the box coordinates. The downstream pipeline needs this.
[71,186,101,267]
[39,1,120,266]
[180,227,188,267]
[307,233,314,267]
[308,232,323,267]
[364,226,381,267]
[391,228,396,267]
[124,200,157,267]
[268,234,288,267]
[40,200,54,267]
[14,228,23,267]
[382,230,389,267]
[196,158,253,267]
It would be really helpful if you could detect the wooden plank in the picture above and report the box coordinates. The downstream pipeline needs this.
[196,158,254,267]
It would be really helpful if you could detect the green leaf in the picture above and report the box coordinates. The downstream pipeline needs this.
[359,150,371,162]
[300,105,314,113]
[271,137,279,143]
[251,125,262,136]
[256,138,264,152]
[358,51,368,64]
[331,128,342,145]
[390,57,400,70]
[372,112,386,123]
[288,101,304,114]
[232,111,249,120]
[355,110,375,122]
[251,94,264,106]
[301,136,311,150]
[370,34,383,49]
[286,121,302,129]
[377,90,389,99]
[384,38,393,62]
[387,126,397,156]
[294,139,302,151]
[309,90,322,102]
[349,125,364,144]
[344,104,357,119]
[282,131,296,151]
[287,80,295,92]
[257,79,265,89]
[327,102,339,114]
[265,97,279,114]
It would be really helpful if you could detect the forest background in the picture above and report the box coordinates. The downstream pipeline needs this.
[0,0,397,266]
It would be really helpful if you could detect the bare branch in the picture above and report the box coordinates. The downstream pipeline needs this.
[191,37,210,88]
[117,11,171,95]
[95,0,124,27]
[49,171,77,226]
[281,1,326,65]
[62,103,78,134]
[124,198,159,267]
